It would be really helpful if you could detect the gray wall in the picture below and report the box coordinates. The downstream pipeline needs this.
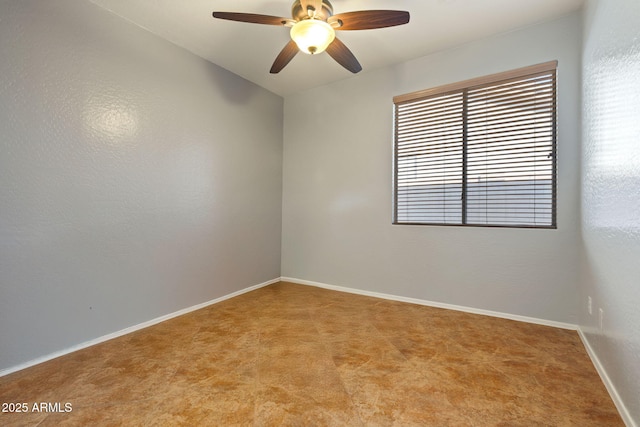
[581,0,640,423]
[282,14,582,323]
[0,0,283,371]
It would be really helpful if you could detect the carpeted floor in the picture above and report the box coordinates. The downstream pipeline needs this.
[0,281,623,426]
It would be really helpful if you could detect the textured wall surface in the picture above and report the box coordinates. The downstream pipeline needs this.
[282,14,582,323]
[0,0,283,371]
[581,0,640,423]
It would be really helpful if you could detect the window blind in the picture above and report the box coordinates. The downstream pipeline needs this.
[393,61,557,228]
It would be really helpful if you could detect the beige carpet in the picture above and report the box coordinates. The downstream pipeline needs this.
[0,282,623,426]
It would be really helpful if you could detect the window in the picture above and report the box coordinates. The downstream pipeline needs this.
[393,61,557,228]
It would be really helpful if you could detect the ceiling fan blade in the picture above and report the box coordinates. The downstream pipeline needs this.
[212,12,291,26]
[300,0,323,16]
[326,37,362,74]
[270,40,300,74]
[330,10,410,30]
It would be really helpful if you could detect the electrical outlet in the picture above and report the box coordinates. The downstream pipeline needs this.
[599,308,604,331]
[588,296,592,315]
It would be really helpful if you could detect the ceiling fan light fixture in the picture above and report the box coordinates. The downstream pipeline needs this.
[212,2,409,73]
[290,19,335,54]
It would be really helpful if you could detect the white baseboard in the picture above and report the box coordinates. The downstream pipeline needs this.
[577,329,636,427]
[281,276,577,330]
[0,278,279,378]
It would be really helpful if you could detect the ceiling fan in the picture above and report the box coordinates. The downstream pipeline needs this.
[212,0,410,74]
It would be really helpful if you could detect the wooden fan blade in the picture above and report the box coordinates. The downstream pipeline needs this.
[300,0,323,16]
[326,37,362,73]
[212,12,290,26]
[330,10,410,30]
[270,40,300,74]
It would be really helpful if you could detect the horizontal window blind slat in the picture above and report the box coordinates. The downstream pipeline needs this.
[467,82,555,101]
[466,116,554,132]
[397,102,463,118]
[467,150,554,159]
[397,117,463,132]
[397,143,463,155]
[466,106,555,124]
[397,128,464,141]
[467,91,556,112]
[467,133,553,143]
[467,140,553,149]
[397,92,463,109]
[467,158,553,166]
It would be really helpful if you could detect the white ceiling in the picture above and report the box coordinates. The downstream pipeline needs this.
[89,0,584,96]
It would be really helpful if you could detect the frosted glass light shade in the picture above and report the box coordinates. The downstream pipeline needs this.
[290,19,335,55]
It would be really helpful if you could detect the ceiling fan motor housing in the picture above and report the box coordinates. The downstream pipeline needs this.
[291,0,333,21]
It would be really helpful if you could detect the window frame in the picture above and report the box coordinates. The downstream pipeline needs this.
[393,61,558,229]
